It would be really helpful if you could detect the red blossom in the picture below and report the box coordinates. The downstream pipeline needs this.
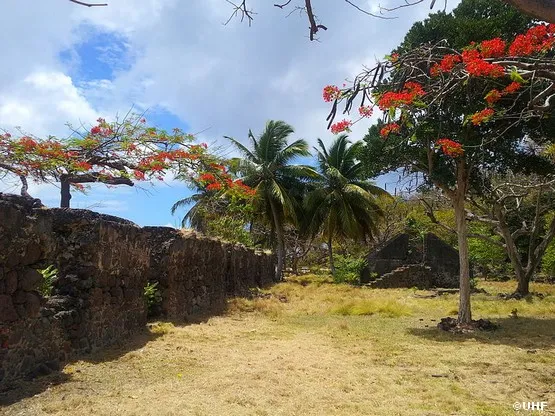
[430,54,462,76]
[479,38,506,58]
[199,173,216,182]
[358,106,374,118]
[133,170,146,180]
[485,89,502,106]
[470,108,495,125]
[330,119,352,134]
[503,82,522,94]
[206,182,222,191]
[19,137,38,151]
[509,24,555,56]
[74,161,92,171]
[436,138,464,158]
[323,85,341,102]
[379,123,401,137]
[378,82,425,110]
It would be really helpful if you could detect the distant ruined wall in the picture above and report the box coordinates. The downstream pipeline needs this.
[0,194,275,389]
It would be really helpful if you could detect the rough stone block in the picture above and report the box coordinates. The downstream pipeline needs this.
[19,268,43,291]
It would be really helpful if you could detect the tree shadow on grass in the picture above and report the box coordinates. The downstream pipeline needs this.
[0,371,71,407]
[409,317,555,350]
[0,328,161,407]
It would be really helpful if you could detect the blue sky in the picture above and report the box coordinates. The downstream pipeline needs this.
[0,1,457,227]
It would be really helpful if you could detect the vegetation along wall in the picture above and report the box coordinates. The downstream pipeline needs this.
[0,193,276,389]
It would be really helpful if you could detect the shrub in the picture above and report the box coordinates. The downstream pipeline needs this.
[144,281,163,316]
[333,254,367,285]
[38,265,58,297]
[542,240,555,278]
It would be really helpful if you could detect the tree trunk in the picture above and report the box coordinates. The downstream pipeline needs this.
[503,0,555,23]
[328,234,335,276]
[19,175,30,197]
[269,198,285,281]
[454,161,472,324]
[60,177,72,208]
[516,275,530,296]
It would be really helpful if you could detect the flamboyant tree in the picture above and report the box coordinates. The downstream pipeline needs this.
[0,114,233,208]
[323,23,555,326]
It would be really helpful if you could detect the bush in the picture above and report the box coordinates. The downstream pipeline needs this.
[333,254,367,285]
[542,240,555,278]
[144,281,163,316]
[38,265,58,297]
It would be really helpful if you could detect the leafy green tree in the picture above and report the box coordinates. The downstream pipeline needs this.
[226,120,317,280]
[326,3,555,323]
[304,135,387,275]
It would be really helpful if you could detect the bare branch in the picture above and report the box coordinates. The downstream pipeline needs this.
[68,0,108,7]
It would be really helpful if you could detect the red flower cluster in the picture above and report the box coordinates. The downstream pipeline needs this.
[485,89,502,106]
[503,81,522,94]
[430,54,462,76]
[206,182,222,191]
[437,138,464,158]
[377,82,426,110]
[233,179,256,196]
[485,81,523,107]
[133,170,146,180]
[479,38,506,58]
[19,137,38,151]
[199,172,216,182]
[470,108,495,125]
[509,24,555,56]
[197,169,256,197]
[74,161,92,171]
[323,85,341,102]
[462,49,504,77]
[358,106,374,118]
[330,119,352,134]
[90,125,114,136]
[380,123,401,137]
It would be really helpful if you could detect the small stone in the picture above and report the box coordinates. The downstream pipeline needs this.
[0,295,19,322]
[19,269,42,291]
[5,271,18,294]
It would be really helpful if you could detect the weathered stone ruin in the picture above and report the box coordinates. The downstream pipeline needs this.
[361,233,459,289]
[0,193,276,389]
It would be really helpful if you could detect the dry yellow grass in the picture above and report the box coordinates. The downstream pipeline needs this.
[2,278,554,416]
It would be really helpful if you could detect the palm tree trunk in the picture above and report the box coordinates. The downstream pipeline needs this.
[328,234,335,275]
[269,198,285,281]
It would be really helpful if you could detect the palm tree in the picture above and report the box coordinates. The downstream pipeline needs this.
[305,134,388,275]
[171,188,221,231]
[226,120,317,280]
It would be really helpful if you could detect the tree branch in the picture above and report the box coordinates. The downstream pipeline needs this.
[68,0,108,7]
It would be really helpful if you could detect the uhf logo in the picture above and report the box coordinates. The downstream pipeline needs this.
[513,402,548,412]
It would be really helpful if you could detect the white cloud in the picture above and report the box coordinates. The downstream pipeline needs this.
[0,71,98,136]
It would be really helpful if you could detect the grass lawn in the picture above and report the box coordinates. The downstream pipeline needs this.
[2,278,554,415]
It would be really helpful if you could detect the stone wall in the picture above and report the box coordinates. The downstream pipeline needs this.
[366,265,434,289]
[361,232,459,288]
[0,194,275,389]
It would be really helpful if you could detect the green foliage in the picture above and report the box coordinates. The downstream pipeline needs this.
[542,242,555,278]
[468,224,508,279]
[38,265,58,297]
[333,254,367,285]
[542,212,555,278]
[144,281,163,315]
[205,216,254,246]
[397,0,533,54]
